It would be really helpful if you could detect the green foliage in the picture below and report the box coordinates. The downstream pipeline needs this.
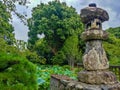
[0,1,39,90]
[0,39,38,90]
[1,0,29,24]
[37,65,77,90]
[0,37,38,90]
[28,0,83,49]
[103,27,120,65]
[0,2,38,87]
[51,34,83,67]
[0,53,37,90]
[106,27,120,39]
[25,50,46,65]
[52,51,66,65]
[14,40,27,51]
[0,1,15,45]
[33,39,52,64]
[63,35,78,59]
[28,0,83,65]
[0,1,11,22]
[0,38,38,90]
[62,35,82,67]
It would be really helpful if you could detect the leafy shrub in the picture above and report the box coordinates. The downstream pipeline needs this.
[52,51,66,65]
[25,50,46,64]
[0,53,38,90]
[103,35,120,65]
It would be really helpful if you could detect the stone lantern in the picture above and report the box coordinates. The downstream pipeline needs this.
[80,3,109,71]
[78,3,120,88]
[50,3,120,90]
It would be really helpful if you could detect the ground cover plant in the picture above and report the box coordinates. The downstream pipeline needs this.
[37,65,77,90]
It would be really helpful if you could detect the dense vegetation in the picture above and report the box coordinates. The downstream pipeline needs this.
[0,0,120,90]
[104,27,120,65]
[0,1,37,90]
[0,52,37,90]
[27,0,120,66]
[37,65,77,90]
[28,0,84,67]
[0,1,15,45]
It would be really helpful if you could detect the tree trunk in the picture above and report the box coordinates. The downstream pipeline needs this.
[68,56,74,70]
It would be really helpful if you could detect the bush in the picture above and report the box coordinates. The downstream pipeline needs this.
[25,50,46,64]
[0,53,38,90]
[52,51,66,65]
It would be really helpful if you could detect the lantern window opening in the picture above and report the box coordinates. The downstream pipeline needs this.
[86,21,91,30]
[96,22,102,29]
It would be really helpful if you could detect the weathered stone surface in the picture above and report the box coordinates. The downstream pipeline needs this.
[108,83,120,90]
[66,82,75,89]
[61,80,71,86]
[50,75,120,90]
[59,84,65,90]
[67,81,120,90]
[83,43,109,70]
[64,81,120,90]
[81,30,108,41]
[78,70,118,84]
[80,5,109,24]
[50,75,73,90]
[75,82,102,90]
[75,84,83,90]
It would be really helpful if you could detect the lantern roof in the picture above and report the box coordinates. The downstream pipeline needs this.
[80,3,109,24]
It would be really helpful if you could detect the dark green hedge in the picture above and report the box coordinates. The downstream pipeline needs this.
[0,53,38,90]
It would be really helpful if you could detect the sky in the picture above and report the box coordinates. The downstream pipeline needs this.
[12,0,120,42]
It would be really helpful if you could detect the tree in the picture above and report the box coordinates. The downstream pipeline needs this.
[28,0,83,64]
[103,27,120,65]
[62,35,82,68]
[34,38,52,64]
[106,27,120,39]
[14,40,27,51]
[0,2,38,89]
[1,0,30,24]
[0,1,15,45]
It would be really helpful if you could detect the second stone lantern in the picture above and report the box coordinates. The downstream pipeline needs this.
[78,3,118,85]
